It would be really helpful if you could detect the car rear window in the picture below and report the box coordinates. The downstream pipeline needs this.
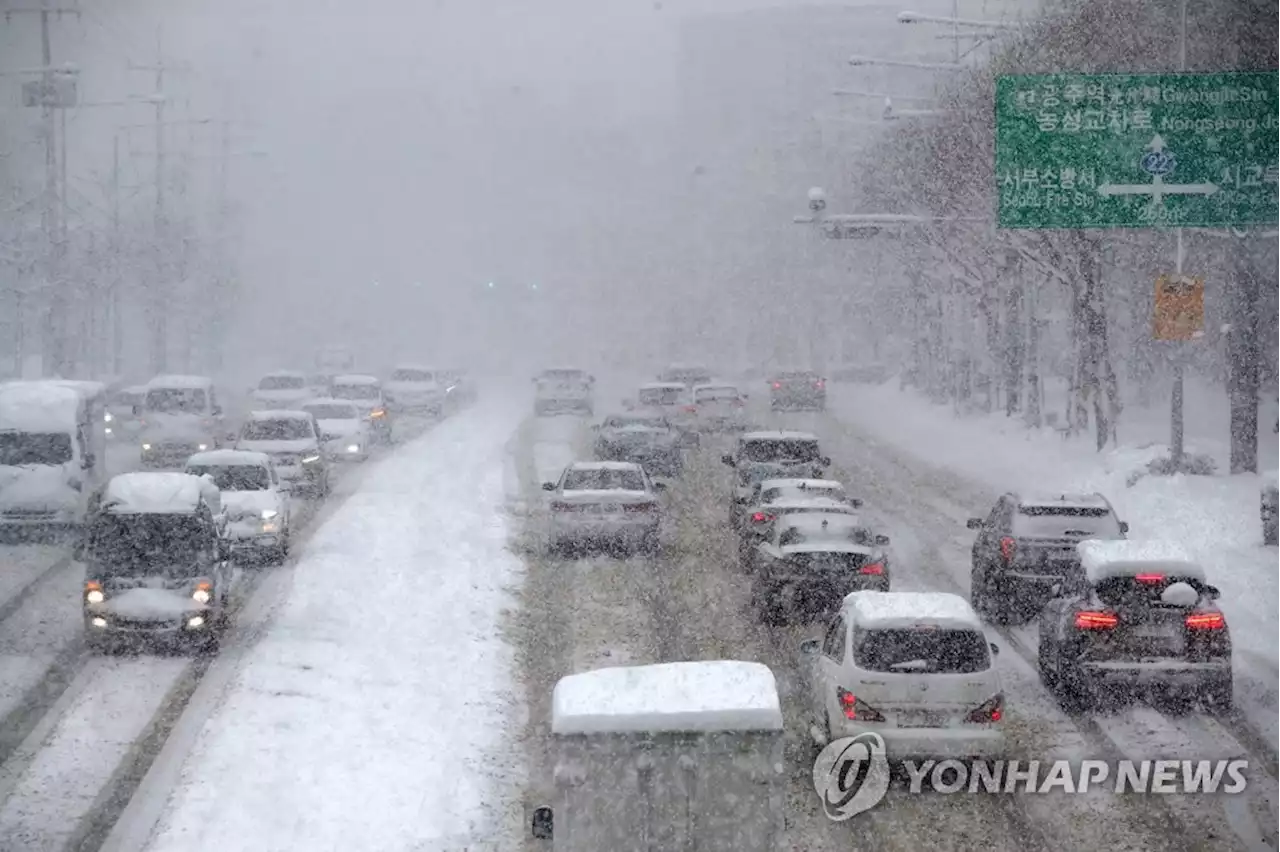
[779,524,873,547]
[786,552,874,572]
[853,628,991,674]
[742,440,820,463]
[1093,576,1209,607]
[563,469,645,491]
[391,369,433,382]
[695,387,740,402]
[638,388,685,405]
[1013,505,1121,537]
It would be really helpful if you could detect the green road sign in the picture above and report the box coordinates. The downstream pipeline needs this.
[995,71,1278,229]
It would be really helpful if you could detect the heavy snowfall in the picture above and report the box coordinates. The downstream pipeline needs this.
[0,1,1276,851]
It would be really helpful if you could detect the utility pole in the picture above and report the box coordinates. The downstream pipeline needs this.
[127,26,192,375]
[3,1,80,377]
[110,134,124,378]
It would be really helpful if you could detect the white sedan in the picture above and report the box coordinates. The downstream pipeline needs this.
[542,461,667,556]
[302,399,372,462]
[185,449,292,563]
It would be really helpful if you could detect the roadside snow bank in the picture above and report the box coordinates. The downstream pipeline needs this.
[143,398,526,852]
[829,382,1279,674]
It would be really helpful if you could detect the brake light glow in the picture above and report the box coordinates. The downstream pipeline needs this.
[965,694,1003,724]
[837,687,884,722]
[370,409,386,418]
[772,382,782,389]
[859,562,884,575]
[751,512,775,524]
[999,536,1015,563]
[1075,610,1119,629]
[814,380,825,389]
[1134,573,1165,584]
[1185,612,1226,630]
[683,405,698,413]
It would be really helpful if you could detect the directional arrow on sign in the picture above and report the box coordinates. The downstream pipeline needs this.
[1097,134,1219,209]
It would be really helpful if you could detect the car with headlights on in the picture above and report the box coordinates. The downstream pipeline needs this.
[1038,540,1231,712]
[105,385,147,441]
[80,472,233,652]
[542,461,667,556]
[329,374,392,444]
[234,410,331,498]
[746,513,891,624]
[592,412,683,477]
[301,399,372,462]
[185,450,292,563]
[138,375,227,469]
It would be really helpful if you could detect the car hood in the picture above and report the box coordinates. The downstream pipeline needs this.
[236,439,317,455]
[317,419,365,438]
[99,586,207,618]
[0,464,79,509]
[221,490,281,519]
[558,489,654,504]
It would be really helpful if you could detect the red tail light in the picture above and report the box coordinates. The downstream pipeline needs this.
[1134,573,1165,584]
[683,405,698,413]
[623,502,656,513]
[1075,610,1119,629]
[999,536,1015,564]
[814,380,825,389]
[965,694,1003,723]
[750,512,775,524]
[837,688,885,722]
[859,562,884,575]
[1185,612,1226,630]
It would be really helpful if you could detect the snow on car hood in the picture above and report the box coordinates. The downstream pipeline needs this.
[142,413,216,440]
[317,419,364,438]
[0,463,80,510]
[237,439,318,454]
[101,586,206,619]
[221,490,281,520]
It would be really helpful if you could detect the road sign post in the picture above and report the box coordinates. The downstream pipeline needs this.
[994,71,1278,230]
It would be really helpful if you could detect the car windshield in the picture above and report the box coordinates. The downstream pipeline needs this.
[305,404,360,420]
[1014,505,1121,537]
[741,439,820,463]
[762,485,843,503]
[89,513,209,575]
[695,387,740,402]
[259,375,305,390]
[186,464,271,491]
[604,416,667,429]
[0,431,73,466]
[853,628,990,674]
[241,419,314,441]
[562,469,645,491]
[638,387,685,405]
[391,369,433,382]
[332,384,379,400]
[145,388,207,413]
[1093,576,1210,607]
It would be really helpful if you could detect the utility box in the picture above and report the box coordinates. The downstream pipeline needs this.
[533,660,786,852]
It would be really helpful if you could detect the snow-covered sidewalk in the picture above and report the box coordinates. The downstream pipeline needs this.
[828,380,1279,677]
[138,397,527,852]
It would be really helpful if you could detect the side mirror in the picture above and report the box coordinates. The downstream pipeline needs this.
[819,456,832,467]
[799,638,820,656]
[966,518,984,530]
[850,498,864,508]
[1205,585,1221,600]
[652,482,667,492]
[989,642,1000,656]
[874,534,891,546]
[1119,521,1130,533]
[721,454,736,467]
[541,482,557,492]
[531,806,553,840]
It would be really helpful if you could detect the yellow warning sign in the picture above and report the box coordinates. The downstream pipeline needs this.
[1153,275,1205,341]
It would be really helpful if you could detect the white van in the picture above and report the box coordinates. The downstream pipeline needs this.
[533,660,785,852]
[139,375,226,469]
[800,590,1005,761]
[0,380,107,533]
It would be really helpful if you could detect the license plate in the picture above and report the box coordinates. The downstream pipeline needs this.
[898,712,947,728]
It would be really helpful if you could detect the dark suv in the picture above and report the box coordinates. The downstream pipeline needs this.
[967,492,1129,623]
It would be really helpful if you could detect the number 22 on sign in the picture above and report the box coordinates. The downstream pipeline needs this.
[1153,275,1205,341]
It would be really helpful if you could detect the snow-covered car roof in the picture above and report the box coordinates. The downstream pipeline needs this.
[1077,540,1205,585]
[331,374,380,386]
[638,382,688,391]
[301,397,363,412]
[101,472,218,515]
[567,460,644,472]
[1018,491,1110,509]
[186,449,271,467]
[760,478,844,494]
[551,661,783,735]
[247,409,314,421]
[845,591,982,632]
[146,374,213,390]
[741,430,819,442]
[0,383,83,431]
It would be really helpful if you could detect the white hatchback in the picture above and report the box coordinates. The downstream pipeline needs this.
[800,590,1006,762]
